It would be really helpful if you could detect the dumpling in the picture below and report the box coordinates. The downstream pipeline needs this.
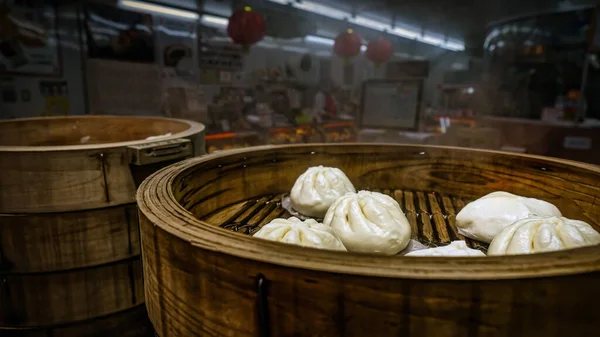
[253,217,346,251]
[290,166,356,217]
[488,215,600,255]
[456,191,561,243]
[323,191,411,255]
[405,240,486,257]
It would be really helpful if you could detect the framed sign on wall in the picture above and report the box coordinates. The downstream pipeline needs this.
[0,2,62,77]
[359,79,423,131]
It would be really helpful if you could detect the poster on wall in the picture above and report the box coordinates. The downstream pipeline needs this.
[84,3,154,63]
[0,1,61,76]
[39,80,69,116]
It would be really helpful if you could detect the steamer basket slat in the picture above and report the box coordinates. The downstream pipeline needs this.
[137,144,600,337]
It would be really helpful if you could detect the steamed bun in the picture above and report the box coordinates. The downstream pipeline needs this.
[290,166,355,217]
[488,215,600,255]
[323,191,411,255]
[456,191,561,243]
[405,240,485,257]
[253,217,346,251]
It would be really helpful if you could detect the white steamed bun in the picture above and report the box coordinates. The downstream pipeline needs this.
[253,217,346,251]
[290,166,355,217]
[405,240,485,257]
[456,191,561,243]
[488,215,600,255]
[323,191,411,255]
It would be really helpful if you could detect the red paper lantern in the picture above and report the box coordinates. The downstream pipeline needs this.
[227,6,266,51]
[334,29,362,61]
[366,38,393,66]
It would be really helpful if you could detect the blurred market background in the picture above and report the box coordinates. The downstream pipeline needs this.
[1,0,599,163]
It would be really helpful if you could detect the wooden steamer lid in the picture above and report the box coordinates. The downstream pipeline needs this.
[137,144,600,337]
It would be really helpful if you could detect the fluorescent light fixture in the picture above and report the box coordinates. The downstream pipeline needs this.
[391,27,420,40]
[443,41,465,51]
[292,1,349,20]
[201,14,228,27]
[420,35,444,46]
[269,0,465,51]
[349,16,389,32]
[119,0,199,20]
[305,35,335,46]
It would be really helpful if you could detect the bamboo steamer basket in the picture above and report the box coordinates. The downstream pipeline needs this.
[0,116,205,336]
[137,144,600,337]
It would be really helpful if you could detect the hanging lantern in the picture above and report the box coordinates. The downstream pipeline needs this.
[366,37,393,67]
[334,29,362,62]
[227,6,266,51]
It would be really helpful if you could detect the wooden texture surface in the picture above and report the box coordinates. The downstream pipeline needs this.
[138,144,600,337]
[0,305,154,337]
[0,116,205,335]
[0,204,140,273]
[0,258,144,326]
[0,116,205,213]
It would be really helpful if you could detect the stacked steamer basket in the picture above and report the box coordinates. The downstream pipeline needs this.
[0,116,204,337]
[138,144,600,337]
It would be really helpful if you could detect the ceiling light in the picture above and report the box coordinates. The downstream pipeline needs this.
[119,0,199,20]
[305,35,335,46]
[390,27,420,40]
[443,41,465,51]
[201,14,228,27]
[291,1,349,20]
[264,0,466,51]
[349,16,388,32]
[420,35,444,46]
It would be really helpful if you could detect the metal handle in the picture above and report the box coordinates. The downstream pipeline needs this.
[256,273,270,337]
[128,138,193,166]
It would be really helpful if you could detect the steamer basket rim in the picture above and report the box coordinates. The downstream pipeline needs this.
[136,143,600,280]
[0,115,205,152]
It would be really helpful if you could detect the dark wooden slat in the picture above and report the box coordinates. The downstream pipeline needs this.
[402,191,419,239]
[440,196,465,241]
[416,192,434,242]
[393,190,404,212]
[246,196,281,227]
[208,191,488,252]
[233,196,274,224]
[428,193,450,243]
[206,200,251,227]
